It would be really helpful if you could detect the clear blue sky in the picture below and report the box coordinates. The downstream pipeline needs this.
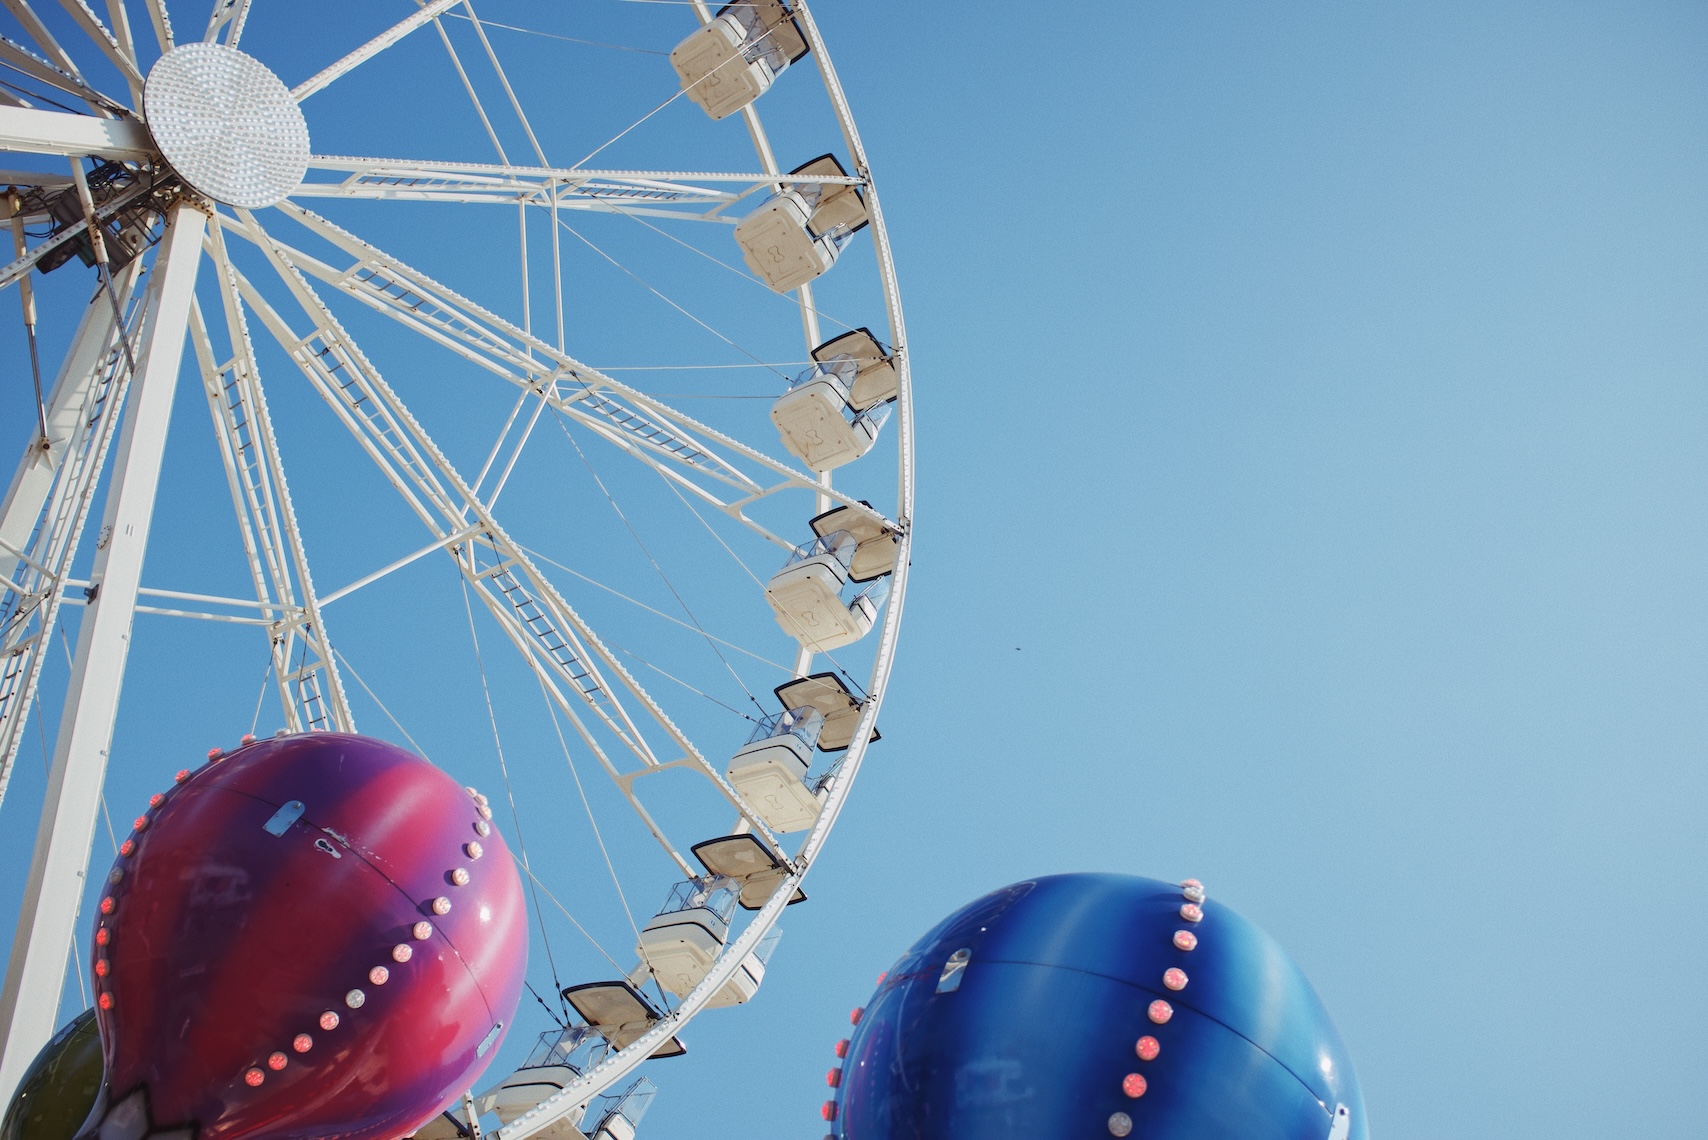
[1,3,1705,1139]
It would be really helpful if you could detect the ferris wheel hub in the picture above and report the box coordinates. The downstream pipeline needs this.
[142,42,309,209]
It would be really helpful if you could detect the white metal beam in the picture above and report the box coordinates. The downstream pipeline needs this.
[194,216,352,732]
[0,33,122,115]
[0,261,145,806]
[203,0,248,45]
[291,156,855,215]
[1,0,91,83]
[290,0,460,103]
[142,0,173,53]
[53,0,143,96]
[0,105,153,161]
[99,0,140,88]
[305,157,860,185]
[0,280,122,585]
[0,203,203,1103]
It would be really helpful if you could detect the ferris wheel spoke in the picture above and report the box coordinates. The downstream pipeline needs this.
[0,257,145,810]
[201,0,249,47]
[3,0,90,82]
[224,219,794,863]
[289,0,459,104]
[294,155,860,220]
[190,215,353,733]
[52,0,142,99]
[421,0,546,169]
[0,25,123,115]
[98,0,139,73]
[424,9,510,166]
[140,0,172,53]
[235,202,869,538]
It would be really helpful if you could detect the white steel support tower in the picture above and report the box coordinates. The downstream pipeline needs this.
[0,204,203,1096]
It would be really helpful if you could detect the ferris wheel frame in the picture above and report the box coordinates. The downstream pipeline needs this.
[0,1,914,1131]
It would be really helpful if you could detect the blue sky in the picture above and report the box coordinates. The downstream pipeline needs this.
[2,2,1706,1139]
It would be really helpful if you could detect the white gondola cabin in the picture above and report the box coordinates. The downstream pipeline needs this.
[585,1078,657,1140]
[812,328,900,413]
[670,0,808,120]
[734,154,868,293]
[727,705,826,832]
[411,1029,608,1140]
[634,877,779,1007]
[765,529,889,651]
[636,877,735,999]
[490,1029,600,1140]
[774,672,876,753]
[771,354,893,471]
[772,328,900,469]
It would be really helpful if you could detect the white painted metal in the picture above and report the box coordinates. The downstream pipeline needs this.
[0,106,151,161]
[0,261,144,806]
[100,0,139,89]
[53,0,143,98]
[187,216,351,732]
[0,275,126,588]
[0,0,93,88]
[289,0,460,103]
[140,0,171,54]
[202,0,249,47]
[0,35,119,115]
[0,203,203,1099]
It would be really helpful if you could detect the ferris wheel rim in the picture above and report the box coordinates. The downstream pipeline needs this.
[498,1,915,1123]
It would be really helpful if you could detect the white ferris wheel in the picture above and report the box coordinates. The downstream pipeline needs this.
[0,2,911,1136]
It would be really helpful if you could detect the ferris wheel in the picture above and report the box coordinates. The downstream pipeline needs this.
[0,2,911,1137]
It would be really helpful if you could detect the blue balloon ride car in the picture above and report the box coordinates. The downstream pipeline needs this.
[824,874,1365,1140]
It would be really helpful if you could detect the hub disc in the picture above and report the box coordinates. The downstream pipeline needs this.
[143,43,309,209]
